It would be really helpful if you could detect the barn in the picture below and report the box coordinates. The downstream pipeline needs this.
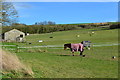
[4,29,25,42]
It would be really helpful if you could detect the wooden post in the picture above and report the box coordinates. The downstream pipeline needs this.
[16,45,18,53]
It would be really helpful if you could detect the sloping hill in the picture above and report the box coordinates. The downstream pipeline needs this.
[1,49,33,78]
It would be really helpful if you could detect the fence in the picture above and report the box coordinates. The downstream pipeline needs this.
[1,43,119,53]
[1,45,18,53]
[1,44,62,53]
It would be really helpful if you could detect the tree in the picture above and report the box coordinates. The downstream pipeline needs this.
[0,0,18,26]
[48,21,55,25]
[34,21,56,25]
[11,23,26,27]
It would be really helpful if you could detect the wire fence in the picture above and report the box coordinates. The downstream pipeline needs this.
[1,44,62,53]
[1,43,119,53]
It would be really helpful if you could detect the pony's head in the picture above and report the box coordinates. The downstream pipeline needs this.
[64,43,71,50]
[81,41,84,44]
[64,44,67,50]
[82,41,91,50]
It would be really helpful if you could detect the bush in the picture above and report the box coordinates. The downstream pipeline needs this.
[109,24,120,29]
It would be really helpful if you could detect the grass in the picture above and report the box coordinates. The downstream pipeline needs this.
[2,28,119,78]
[16,28,118,46]
[15,45,118,78]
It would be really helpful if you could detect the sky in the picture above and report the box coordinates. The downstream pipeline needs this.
[6,0,120,2]
[13,2,118,25]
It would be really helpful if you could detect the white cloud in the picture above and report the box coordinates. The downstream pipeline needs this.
[5,0,120,2]
[13,2,32,10]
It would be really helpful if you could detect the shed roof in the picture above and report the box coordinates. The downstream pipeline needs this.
[5,29,25,34]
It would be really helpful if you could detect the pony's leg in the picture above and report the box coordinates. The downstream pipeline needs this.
[80,49,84,56]
[72,50,74,56]
[71,48,74,56]
[80,51,83,56]
[72,52,74,56]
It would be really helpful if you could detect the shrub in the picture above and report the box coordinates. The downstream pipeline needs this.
[109,24,120,29]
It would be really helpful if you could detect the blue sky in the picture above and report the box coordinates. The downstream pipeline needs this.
[13,2,118,25]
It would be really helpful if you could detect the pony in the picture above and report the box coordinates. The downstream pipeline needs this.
[82,41,91,50]
[64,41,91,56]
[64,43,84,56]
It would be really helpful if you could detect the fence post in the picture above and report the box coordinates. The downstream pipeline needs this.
[16,45,18,53]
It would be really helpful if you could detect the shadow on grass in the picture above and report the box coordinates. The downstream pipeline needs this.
[57,54,72,56]
[56,54,85,57]
[91,27,110,31]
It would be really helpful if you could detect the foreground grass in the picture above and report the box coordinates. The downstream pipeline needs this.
[16,45,118,78]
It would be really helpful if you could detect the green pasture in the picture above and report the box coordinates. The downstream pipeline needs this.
[16,28,118,46]
[2,28,119,78]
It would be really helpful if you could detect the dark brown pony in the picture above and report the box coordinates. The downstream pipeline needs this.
[64,43,84,56]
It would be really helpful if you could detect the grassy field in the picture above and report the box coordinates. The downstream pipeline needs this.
[2,28,119,78]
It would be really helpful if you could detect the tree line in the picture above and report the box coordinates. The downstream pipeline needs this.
[2,24,79,34]
[2,22,120,34]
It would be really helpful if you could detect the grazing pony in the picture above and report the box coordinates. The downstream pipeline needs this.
[64,42,84,56]
[83,41,91,50]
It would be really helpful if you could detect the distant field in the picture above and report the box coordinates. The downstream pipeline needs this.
[2,28,119,78]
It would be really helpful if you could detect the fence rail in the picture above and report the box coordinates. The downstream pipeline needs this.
[1,43,119,53]
[0,45,17,47]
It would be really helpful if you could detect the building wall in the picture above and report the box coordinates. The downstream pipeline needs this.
[4,29,25,42]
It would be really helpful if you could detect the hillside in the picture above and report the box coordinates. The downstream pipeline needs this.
[2,28,119,78]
